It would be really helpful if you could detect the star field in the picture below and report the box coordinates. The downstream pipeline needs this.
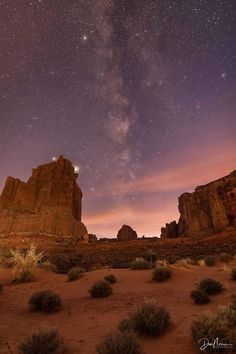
[0,0,235,237]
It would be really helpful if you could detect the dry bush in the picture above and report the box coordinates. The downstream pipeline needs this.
[122,300,170,337]
[29,290,62,313]
[190,289,210,305]
[142,250,157,263]
[96,331,144,354]
[130,258,151,270]
[19,328,67,354]
[198,259,206,267]
[152,266,172,282]
[104,274,117,284]
[191,301,236,352]
[230,268,236,281]
[177,258,197,267]
[205,255,216,267]
[89,280,112,298]
[198,278,224,295]
[11,245,43,282]
[67,266,84,282]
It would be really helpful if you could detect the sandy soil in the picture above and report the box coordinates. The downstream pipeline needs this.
[0,261,236,354]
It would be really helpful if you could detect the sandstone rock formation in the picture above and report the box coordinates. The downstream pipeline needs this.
[161,170,236,238]
[88,234,98,243]
[117,224,137,241]
[0,156,88,243]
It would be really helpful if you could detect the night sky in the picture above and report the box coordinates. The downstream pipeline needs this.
[0,0,235,237]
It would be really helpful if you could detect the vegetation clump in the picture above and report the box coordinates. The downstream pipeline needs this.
[191,300,236,352]
[142,250,157,263]
[89,280,112,298]
[11,245,43,282]
[104,274,117,284]
[198,278,224,295]
[130,257,152,270]
[19,328,67,354]
[67,267,84,282]
[190,289,210,305]
[119,301,170,337]
[204,255,216,267]
[96,330,144,354]
[152,265,172,282]
[230,268,236,281]
[29,290,62,313]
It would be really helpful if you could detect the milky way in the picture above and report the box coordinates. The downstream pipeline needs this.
[0,0,235,237]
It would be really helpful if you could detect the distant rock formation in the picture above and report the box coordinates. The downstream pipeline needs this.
[117,224,137,241]
[161,170,236,238]
[88,234,98,243]
[0,156,88,243]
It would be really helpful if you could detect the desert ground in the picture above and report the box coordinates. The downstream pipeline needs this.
[1,259,236,354]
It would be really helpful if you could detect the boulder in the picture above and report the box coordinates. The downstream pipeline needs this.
[117,224,137,241]
[0,156,88,243]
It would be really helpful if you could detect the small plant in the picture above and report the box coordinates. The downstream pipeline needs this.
[67,267,84,282]
[219,253,233,263]
[96,330,144,354]
[142,249,157,263]
[152,266,172,282]
[29,290,62,313]
[198,278,224,295]
[198,259,206,267]
[130,258,151,270]
[231,268,236,281]
[19,328,67,354]
[89,280,112,298]
[118,318,133,332]
[104,274,117,284]
[190,289,210,305]
[11,244,43,282]
[205,255,215,267]
[155,259,169,267]
[191,302,236,352]
[128,301,170,336]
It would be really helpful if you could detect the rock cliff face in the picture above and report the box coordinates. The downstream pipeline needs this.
[161,170,236,238]
[117,225,138,241]
[0,156,88,243]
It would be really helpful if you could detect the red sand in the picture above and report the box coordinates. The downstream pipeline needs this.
[0,262,236,354]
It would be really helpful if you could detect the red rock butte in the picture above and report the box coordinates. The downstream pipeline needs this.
[161,170,236,238]
[0,156,88,244]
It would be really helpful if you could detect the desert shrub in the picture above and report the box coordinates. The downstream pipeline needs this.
[11,245,43,282]
[198,278,224,295]
[104,274,117,284]
[89,280,112,298]
[142,250,157,263]
[219,253,233,263]
[205,255,216,267]
[198,259,206,267]
[29,290,62,313]
[19,328,67,354]
[0,283,3,292]
[67,266,84,281]
[166,256,177,264]
[190,289,210,305]
[178,258,197,267]
[128,301,170,336]
[118,318,133,333]
[155,259,169,267]
[130,258,151,270]
[152,266,172,282]
[191,302,236,352]
[231,268,236,281]
[96,330,144,354]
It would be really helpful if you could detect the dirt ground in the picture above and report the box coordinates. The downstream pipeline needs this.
[0,260,236,354]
